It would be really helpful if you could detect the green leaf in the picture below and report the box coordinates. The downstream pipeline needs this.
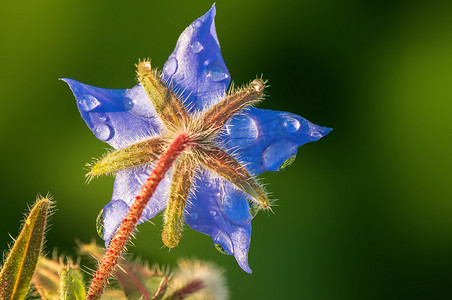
[0,197,52,300]
[59,265,86,300]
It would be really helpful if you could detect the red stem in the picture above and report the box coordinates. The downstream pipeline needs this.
[86,133,191,299]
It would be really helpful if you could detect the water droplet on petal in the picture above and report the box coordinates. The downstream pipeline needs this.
[248,199,260,217]
[123,97,134,110]
[190,41,204,53]
[163,57,178,76]
[78,95,100,111]
[310,131,323,139]
[96,209,104,239]
[278,155,297,171]
[218,189,252,226]
[192,19,202,28]
[306,123,332,141]
[282,117,301,133]
[99,116,108,122]
[205,182,212,188]
[189,213,198,220]
[205,60,229,82]
[227,114,258,147]
[212,230,234,255]
[214,244,229,255]
[209,210,217,217]
[262,140,298,171]
[94,124,113,141]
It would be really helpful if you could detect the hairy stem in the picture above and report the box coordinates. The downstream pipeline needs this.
[86,133,192,300]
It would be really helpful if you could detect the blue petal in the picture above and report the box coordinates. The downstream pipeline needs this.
[102,166,172,245]
[162,4,230,113]
[63,79,163,149]
[185,169,253,273]
[222,108,332,175]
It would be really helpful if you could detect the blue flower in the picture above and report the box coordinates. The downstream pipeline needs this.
[64,5,331,273]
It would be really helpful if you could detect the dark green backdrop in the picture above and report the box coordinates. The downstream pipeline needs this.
[1,0,451,299]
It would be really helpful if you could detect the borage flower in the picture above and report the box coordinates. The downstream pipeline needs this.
[64,5,330,274]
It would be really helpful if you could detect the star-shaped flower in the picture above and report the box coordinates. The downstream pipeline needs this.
[64,5,331,273]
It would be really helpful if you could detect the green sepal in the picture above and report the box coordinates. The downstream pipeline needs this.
[0,197,51,300]
[136,60,189,130]
[59,265,86,300]
[88,137,167,179]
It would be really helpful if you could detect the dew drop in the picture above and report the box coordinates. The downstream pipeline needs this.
[278,155,297,171]
[262,140,298,171]
[209,210,217,217]
[214,244,229,255]
[205,182,212,188]
[282,117,301,133]
[190,41,204,53]
[205,60,229,82]
[310,131,323,139]
[219,189,253,226]
[99,116,108,122]
[248,199,260,217]
[96,209,104,239]
[123,97,134,110]
[163,57,178,76]
[94,124,113,141]
[226,114,258,147]
[212,230,234,255]
[189,213,198,220]
[192,19,202,28]
[78,95,100,112]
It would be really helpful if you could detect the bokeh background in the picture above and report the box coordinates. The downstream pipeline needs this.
[1,0,451,299]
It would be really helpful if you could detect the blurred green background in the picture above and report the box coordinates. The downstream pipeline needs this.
[1,0,451,299]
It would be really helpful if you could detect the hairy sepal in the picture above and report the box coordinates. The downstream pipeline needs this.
[201,78,266,132]
[162,158,195,248]
[136,59,189,130]
[199,145,270,209]
[59,263,86,300]
[87,137,167,179]
[0,197,52,300]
